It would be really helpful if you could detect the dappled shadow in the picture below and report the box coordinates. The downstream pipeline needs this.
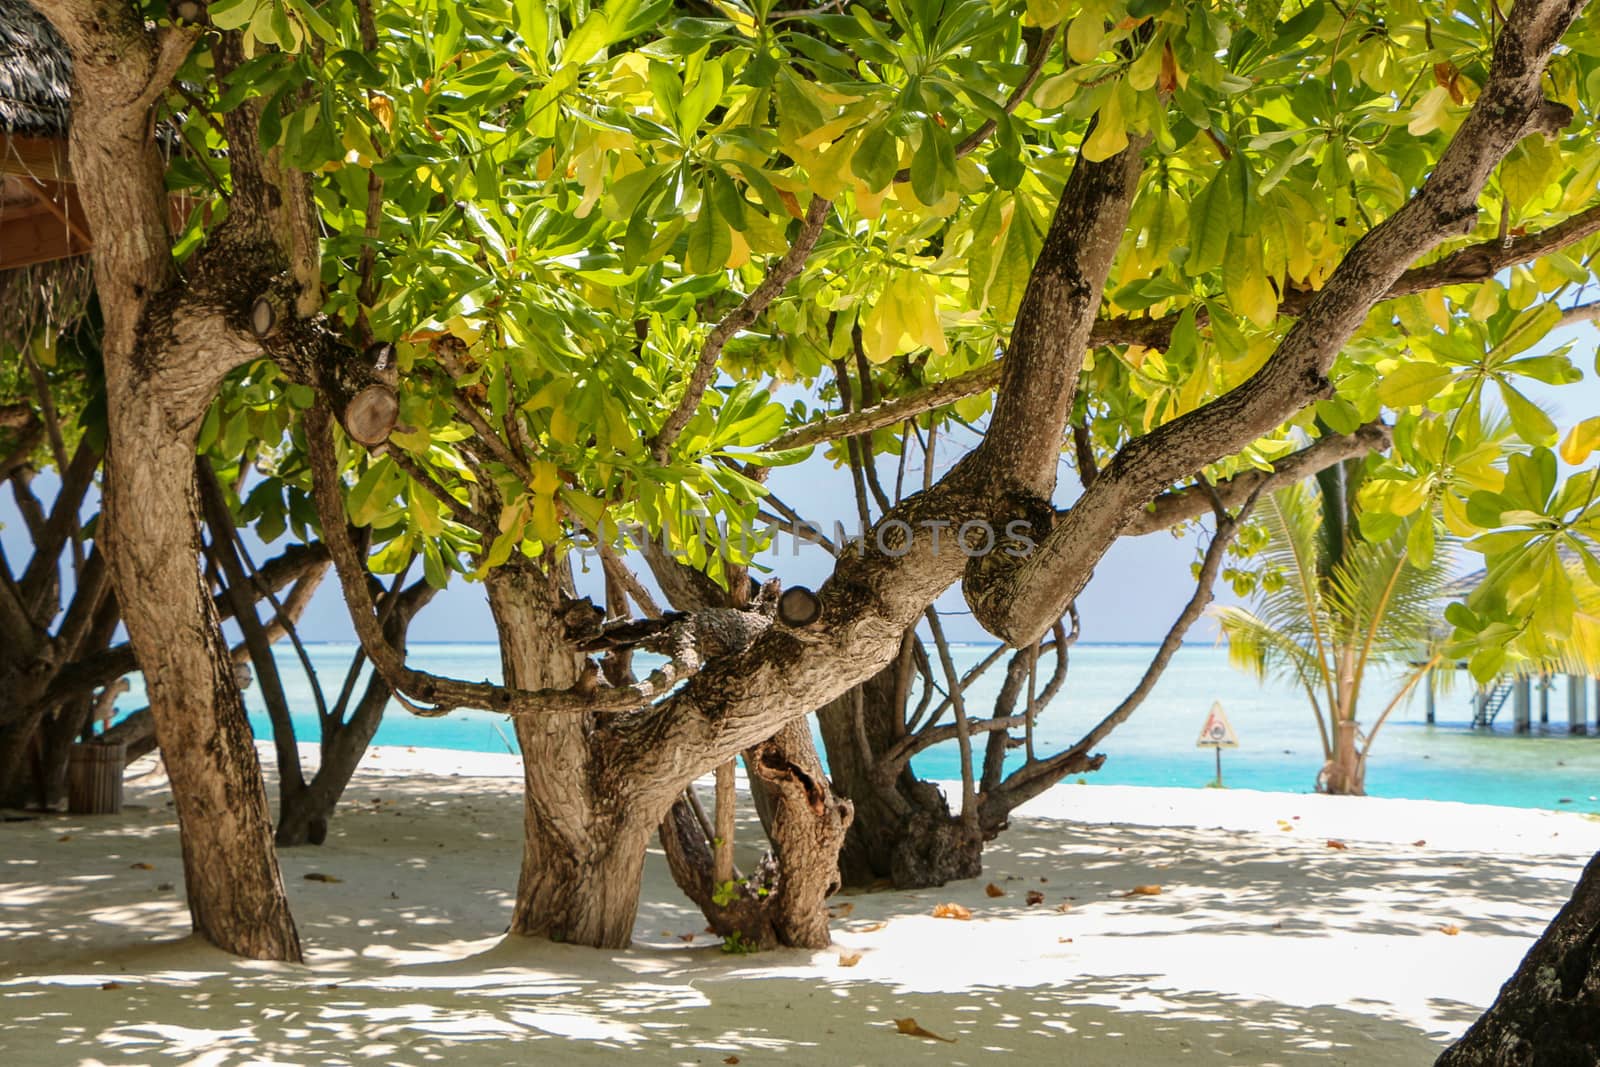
[2,757,1588,1064]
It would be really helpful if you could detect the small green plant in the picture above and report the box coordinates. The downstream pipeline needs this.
[720,931,760,955]
[712,879,741,907]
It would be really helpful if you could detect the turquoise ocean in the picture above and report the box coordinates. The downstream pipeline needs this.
[114,643,1600,814]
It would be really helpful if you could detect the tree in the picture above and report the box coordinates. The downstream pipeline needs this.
[1214,475,1454,795]
[293,0,1599,952]
[36,0,1600,967]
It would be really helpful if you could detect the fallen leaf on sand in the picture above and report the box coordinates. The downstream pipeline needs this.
[985,883,1005,898]
[724,1057,741,1065]
[1055,902,1072,913]
[156,882,173,891]
[1026,890,1045,906]
[1326,840,1348,850]
[855,921,887,933]
[130,862,154,870]
[932,902,972,920]
[1413,839,1428,847]
[1058,937,1074,944]
[678,934,695,942]
[838,951,862,967]
[57,834,72,842]
[303,872,342,883]
[829,902,854,918]
[1440,924,1461,936]
[100,981,122,990]
[1123,885,1162,897]
[894,1018,956,1043]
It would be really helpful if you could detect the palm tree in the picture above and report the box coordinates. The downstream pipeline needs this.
[1213,470,1454,795]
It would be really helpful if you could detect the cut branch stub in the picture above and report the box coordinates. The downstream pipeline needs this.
[171,0,207,26]
[321,339,399,446]
[250,293,281,339]
[777,586,823,629]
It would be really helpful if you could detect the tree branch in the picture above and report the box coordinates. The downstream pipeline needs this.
[964,0,1585,646]
[650,195,831,458]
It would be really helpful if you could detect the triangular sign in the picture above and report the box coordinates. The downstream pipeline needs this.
[1196,701,1239,749]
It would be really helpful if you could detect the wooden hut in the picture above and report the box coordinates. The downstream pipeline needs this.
[0,0,90,269]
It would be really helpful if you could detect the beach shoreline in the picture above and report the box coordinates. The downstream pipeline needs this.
[3,743,1594,1064]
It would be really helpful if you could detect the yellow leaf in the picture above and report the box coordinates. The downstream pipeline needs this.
[367,92,395,133]
[931,902,972,920]
[550,406,579,446]
[1560,417,1600,465]
[894,1018,956,1043]
[837,951,862,967]
[1066,2,1105,62]
[531,459,561,495]
[1081,82,1128,163]
[531,493,561,545]
[1123,884,1162,897]
[726,227,751,269]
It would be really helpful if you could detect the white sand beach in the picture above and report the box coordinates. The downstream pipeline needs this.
[4,744,1598,1066]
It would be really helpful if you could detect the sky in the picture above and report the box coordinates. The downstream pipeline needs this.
[4,324,1598,648]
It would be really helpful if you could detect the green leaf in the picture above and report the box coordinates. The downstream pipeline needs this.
[1499,381,1557,446]
[1378,362,1454,408]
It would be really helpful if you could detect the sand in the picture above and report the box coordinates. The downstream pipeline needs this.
[4,743,1598,1066]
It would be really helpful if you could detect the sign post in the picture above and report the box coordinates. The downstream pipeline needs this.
[1195,701,1239,787]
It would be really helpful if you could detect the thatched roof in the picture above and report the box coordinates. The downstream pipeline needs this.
[0,0,71,139]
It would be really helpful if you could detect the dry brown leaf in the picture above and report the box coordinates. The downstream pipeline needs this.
[100,981,122,990]
[828,902,855,918]
[303,872,342,884]
[985,882,1005,898]
[1413,839,1428,847]
[931,902,972,921]
[57,834,72,842]
[838,951,862,967]
[130,862,154,871]
[1025,890,1045,906]
[678,934,695,942]
[894,1017,956,1043]
[1057,937,1074,944]
[1123,884,1163,897]
[724,1058,740,1066]
[856,921,887,933]
[1055,901,1072,913]
[1440,924,1461,936]
[1326,840,1348,850]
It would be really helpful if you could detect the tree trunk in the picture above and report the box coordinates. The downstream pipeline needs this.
[1319,718,1365,796]
[488,559,648,948]
[659,720,853,950]
[817,663,981,889]
[1438,851,1600,1065]
[748,720,853,947]
[101,419,301,961]
[274,581,435,847]
[0,710,46,809]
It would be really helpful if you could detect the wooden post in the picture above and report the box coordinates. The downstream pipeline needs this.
[1513,678,1531,734]
[1568,675,1587,736]
[67,740,125,814]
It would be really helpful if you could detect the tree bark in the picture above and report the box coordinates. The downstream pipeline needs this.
[642,541,853,947]
[1319,718,1365,796]
[817,662,981,889]
[104,421,301,960]
[487,558,650,947]
[1438,851,1600,1065]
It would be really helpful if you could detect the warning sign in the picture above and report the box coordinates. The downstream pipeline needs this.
[1196,702,1239,749]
